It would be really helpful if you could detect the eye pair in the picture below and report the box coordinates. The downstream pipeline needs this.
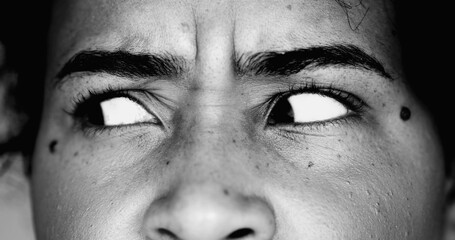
[71,88,362,129]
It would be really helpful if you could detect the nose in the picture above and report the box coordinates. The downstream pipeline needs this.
[143,183,275,240]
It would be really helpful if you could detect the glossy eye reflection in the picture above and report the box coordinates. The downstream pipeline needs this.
[267,93,349,125]
[73,95,159,127]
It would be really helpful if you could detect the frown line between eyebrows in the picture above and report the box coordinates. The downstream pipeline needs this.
[53,50,188,87]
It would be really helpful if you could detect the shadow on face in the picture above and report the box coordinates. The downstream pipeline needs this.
[31,0,447,239]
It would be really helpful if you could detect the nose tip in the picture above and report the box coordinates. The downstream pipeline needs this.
[143,185,275,240]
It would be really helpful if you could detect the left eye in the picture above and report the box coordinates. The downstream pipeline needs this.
[74,96,159,126]
[267,93,349,125]
[99,97,156,126]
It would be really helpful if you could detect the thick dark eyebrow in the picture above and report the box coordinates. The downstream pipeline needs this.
[55,50,186,84]
[235,44,392,80]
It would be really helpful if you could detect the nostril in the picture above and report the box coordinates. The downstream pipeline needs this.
[225,228,255,239]
[157,228,180,240]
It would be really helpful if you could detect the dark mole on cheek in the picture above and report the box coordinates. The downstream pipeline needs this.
[48,140,58,153]
[223,189,230,196]
[400,107,411,121]
[286,4,292,10]
[73,151,79,157]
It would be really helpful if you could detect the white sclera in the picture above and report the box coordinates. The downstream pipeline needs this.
[100,97,154,125]
[288,94,348,123]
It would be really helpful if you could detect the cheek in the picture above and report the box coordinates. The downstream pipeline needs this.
[263,126,444,239]
[32,137,90,238]
[31,124,166,239]
[31,123,104,238]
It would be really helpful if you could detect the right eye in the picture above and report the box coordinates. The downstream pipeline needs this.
[72,93,160,127]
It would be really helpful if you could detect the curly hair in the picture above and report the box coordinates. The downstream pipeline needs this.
[0,0,52,175]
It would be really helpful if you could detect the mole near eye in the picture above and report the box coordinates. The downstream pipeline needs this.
[400,106,411,121]
[48,140,58,153]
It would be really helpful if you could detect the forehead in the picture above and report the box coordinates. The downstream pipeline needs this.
[49,0,398,76]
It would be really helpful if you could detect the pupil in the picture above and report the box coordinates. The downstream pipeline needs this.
[84,103,105,125]
[268,97,294,125]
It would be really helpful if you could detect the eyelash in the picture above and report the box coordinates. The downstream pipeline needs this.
[264,82,368,130]
[66,86,156,136]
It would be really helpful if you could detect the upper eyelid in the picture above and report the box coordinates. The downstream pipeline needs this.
[268,85,366,109]
[69,89,160,120]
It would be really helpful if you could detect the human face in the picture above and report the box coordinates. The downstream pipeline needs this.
[32,0,446,239]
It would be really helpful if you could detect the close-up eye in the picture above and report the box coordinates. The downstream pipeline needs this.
[71,91,160,128]
[267,87,365,126]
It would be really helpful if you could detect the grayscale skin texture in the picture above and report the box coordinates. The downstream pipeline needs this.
[32,0,447,239]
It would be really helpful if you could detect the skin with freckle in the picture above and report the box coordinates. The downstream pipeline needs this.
[31,0,447,240]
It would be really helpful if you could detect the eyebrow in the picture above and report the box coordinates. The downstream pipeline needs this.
[56,44,391,86]
[235,44,392,80]
[55,50,186,84]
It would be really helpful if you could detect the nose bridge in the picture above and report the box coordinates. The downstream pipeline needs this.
[173,92,248,180]
[172,34,246,178]
[180,0,239,157]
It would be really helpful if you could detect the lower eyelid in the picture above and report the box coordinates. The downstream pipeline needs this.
[266,111,365,134]
[75,121,163,138]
